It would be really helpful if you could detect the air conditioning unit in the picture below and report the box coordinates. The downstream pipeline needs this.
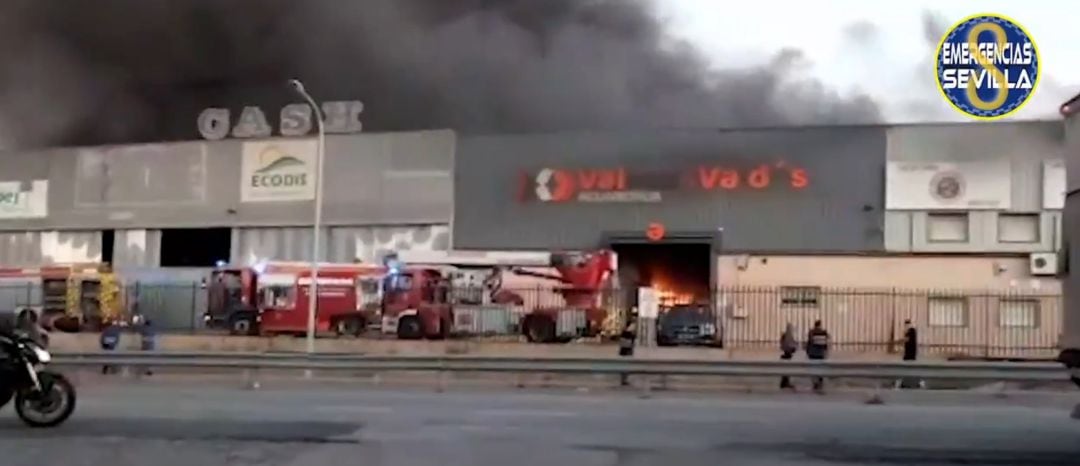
[1029,252,1059,276]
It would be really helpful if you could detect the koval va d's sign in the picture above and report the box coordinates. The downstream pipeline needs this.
[197,101,364,140]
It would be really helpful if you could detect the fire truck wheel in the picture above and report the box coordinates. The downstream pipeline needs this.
[397,316,423,340]
[229,314,257,336]
[523,316,556,343]
[335,317,365,337]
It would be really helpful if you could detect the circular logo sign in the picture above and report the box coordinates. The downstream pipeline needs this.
[935,14,1039,120]
[929,171,966,202]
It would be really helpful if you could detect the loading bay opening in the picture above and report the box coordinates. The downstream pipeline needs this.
[604,231,720,310]
[160,228,232,267]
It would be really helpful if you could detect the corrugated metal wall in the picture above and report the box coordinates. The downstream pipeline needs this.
[885,122,1062,211]
[111,229,162,268]
[454,128,886,252]
[230,225,450,265]
[0,231,101,265]
[0,129,454,231]
[884,121,1064,253]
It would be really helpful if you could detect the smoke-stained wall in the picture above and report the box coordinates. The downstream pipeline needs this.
[453,127,887,252]
[0,130,454,230]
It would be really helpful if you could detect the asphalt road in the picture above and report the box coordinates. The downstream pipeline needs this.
[2,381,1079,466]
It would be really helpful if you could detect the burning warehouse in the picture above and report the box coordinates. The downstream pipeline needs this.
[0,0,1069,337]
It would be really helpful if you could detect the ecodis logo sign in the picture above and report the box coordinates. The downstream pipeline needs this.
[936,14,1039,120]
[240,139,318,202]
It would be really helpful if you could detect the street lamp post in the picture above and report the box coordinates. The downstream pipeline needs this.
[289,79,325,355]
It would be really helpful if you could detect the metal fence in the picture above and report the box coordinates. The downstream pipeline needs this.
[0,282,1066,358]
[0,282,205,333]
[492,285,1065,359]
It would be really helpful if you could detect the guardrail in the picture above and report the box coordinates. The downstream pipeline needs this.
[51,352,1070,383]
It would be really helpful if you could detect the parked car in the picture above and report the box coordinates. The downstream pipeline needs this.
[656,304,722,348]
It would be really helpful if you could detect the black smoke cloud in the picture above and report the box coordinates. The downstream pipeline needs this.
[0,0,880,148]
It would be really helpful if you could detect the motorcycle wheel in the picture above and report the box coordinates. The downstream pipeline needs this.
[15,372,76,428]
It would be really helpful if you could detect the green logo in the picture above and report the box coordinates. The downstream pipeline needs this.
[251,146,308,188]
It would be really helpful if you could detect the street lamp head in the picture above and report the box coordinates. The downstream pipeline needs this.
[287,79,306,94]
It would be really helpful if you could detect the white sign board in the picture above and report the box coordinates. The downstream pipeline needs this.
[0,180,48,219]
[1042,159,1065,210]
[637,287,659,319]
[886,161,1011,210]
[240,139,318,203]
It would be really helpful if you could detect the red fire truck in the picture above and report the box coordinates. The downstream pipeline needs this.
[204,260,454,339]
[393,249,617,343]
[255,265,387,337]
[204,261,383,336]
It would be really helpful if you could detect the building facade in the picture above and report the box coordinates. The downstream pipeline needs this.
[453,122,1067,292]
[0,130,456,267]
[0,121,1070,291]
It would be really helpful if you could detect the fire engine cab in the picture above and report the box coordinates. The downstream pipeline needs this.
[205,261,383,336]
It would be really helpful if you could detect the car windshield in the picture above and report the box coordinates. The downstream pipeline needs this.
[660,306,709,325]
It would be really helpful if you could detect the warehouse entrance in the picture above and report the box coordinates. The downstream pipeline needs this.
[604,231,719,309]
[160,228,232,267]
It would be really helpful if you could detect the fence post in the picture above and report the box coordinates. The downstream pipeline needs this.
[983,294,992,359]
[886,288,894,354]
[190,282,198,333]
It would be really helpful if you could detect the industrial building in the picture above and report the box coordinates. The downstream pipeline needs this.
[0,121,1069,294]
[455,121,1066,294]
[0,130,455,267]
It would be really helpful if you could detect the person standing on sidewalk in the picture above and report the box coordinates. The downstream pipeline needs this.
[617,317,637,386]
[779,323,797,390]
[139,318,157,376]
[897,319,925,389]
[805,320,830,394]
[99,320,122,375]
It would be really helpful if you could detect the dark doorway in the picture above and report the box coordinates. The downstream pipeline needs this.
[160,228,232,267]
[610,242,713,308]
[101,229,115,265]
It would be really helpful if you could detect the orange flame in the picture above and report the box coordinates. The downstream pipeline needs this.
[655,287,694,306]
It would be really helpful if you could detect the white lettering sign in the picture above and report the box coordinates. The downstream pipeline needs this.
[886,160,1012,210]
[240,140,318,203]
[0,180,48,219]
[198,101,363,140]
[297,277,356,286]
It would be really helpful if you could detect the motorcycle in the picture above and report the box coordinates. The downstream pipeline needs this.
[0,331,77,428]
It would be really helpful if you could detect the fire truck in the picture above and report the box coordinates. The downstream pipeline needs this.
[393,249,618,343]
[204,261,454,339]
[0,263,123,333]
[204,261,382,336]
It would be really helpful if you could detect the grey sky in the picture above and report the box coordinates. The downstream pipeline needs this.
[660,0,1079,122]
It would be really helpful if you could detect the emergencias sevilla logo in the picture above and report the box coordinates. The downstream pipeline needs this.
[534,168,578,202]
